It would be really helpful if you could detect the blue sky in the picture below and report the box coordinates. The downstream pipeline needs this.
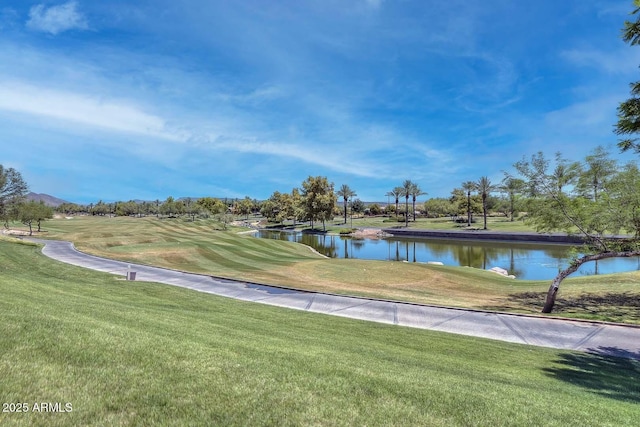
[0,1,637,204]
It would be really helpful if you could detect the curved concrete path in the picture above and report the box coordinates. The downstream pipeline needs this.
[29,239,640,360]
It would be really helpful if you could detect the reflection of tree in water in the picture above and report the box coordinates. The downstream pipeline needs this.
[340,237,366,259]
[262,231,293,242]
[385,238,518,267]
[451,244,504,269]
[421,239,566,276]
[385,239,418,262]
[320,234,339,258]
[291,233,338,258]
[256,231,636,279]
[390,240,408,262]
[542,246,573,273]
[506,248,528,278]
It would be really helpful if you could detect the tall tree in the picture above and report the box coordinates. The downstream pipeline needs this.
[551,152,580,193]
[514,152,640,313]
[161,197,177,217]
[461,181,475,226]
[575,146,617,201]
[400,180,413,227]
[290,188,304,227]
[0,165,28,228]
[336,184,357,225]
[301,176,336,231]
[236,196,254,220]
[196,197,226,216]
[18,200,53,235]
[260,191,281,222]
[474,177,496,230]
[91,200,108,216]
[409,182,426,221]
[390,187,402,220]
[616,0,640,152]
[276,192,293,224]
[351,199,365,214]
[384,191,394,216]
[184,197,196,221]
[499,176,525,222]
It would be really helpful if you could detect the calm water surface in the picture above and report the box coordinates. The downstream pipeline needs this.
[255,230,640,280]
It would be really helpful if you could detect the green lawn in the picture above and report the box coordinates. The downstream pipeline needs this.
[31,216,640,324]
[0,238,639,426]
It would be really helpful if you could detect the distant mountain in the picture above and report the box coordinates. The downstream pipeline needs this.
[26,192,70,207]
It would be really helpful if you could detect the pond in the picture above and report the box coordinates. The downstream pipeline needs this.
[254,230,640,281]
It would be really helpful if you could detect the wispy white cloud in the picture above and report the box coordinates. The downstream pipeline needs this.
[543,94,623,137]
[1,0,632,202]
[26,1,88,35]
[561,47,640,75]
[596,2,633,18]
[0,81,182,141]
[203,135,382,178]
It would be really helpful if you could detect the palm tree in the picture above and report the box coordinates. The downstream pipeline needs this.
[575,146,616,202]
[384,191,394,217]
[551,154,580,194]
[461,181,475,227]
[499,176,525,221]
[409,183,427,222]
[475,176,496,230]
[336,184,356,225]
[391,186,403,219]
[401,179,413,227]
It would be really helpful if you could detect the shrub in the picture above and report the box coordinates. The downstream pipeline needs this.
[338,228,357,235]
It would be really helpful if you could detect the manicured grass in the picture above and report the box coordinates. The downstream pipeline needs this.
[24,216,640,324]
[1,239,639,426]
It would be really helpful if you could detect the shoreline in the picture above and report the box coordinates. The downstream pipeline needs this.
[257,226,589,244]
[381,228,587,244]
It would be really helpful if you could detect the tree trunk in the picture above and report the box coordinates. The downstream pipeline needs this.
[412,198,417,222]
[466,191,471,226]
[483,197,488,230]
[405,197,409,227]
[343,200,348,224]
[542,250,640,313]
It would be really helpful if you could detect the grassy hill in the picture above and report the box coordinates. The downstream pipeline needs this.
[34,216,640,324]
[0,237,639,426]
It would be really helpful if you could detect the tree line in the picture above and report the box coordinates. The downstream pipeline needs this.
[0,165,54,236]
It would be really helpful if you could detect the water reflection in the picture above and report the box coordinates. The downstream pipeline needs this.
[255,230,640,280]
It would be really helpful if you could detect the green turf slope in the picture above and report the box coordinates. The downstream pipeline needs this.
[0,239,638,426]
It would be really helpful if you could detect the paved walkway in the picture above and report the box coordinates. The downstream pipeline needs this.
[30,239,640,360]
